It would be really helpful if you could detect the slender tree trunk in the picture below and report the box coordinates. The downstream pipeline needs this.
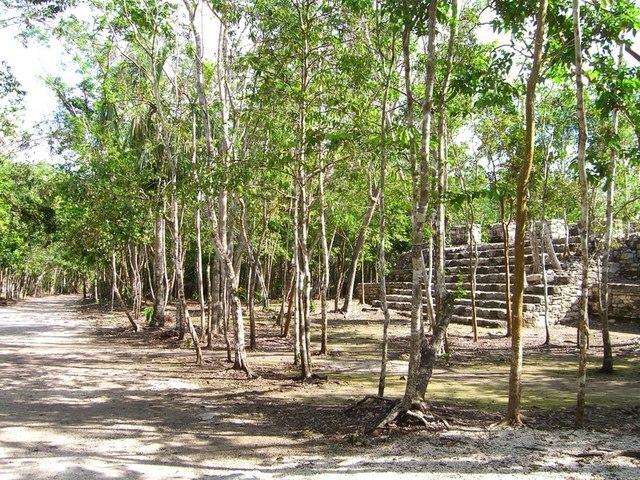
[504,0,548,426]
[600,44,623,375]
[295,169,312,378]
[94,271,99,304]
[377,31,396,397]
[294,5,312,379]
[195,207,206,340]
[542,223,563,270]
[248,262,257,350]
[187,4,250,375]
[211,256,221,336]
[171,175,202,364]
[318,156,330,355]
[573,0,590,428]
[282,272,295,336]
[359,252,366,304]
[530,222,542,274]
[541,157,551,346]
[468,227,478,342]
[110,263,116,312]
[334,241,346,312]
[152,207,167,327]
[500,198,513,337]
[401,0,438,408]
[414,0,458,400]
[293,213,301,365]
[206,258,213,348]
[221,267,231,362]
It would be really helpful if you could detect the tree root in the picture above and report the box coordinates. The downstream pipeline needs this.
[375,403,402,430]
[490,413,527,429]
[374,401,449,431]
[301,373,328,384]
[345,395,395,413]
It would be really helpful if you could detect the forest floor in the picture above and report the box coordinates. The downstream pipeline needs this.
[0,295,639,479]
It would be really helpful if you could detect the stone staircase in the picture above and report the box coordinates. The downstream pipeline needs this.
[362,223,584,328]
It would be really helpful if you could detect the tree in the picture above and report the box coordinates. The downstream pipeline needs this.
[503,0,548,426]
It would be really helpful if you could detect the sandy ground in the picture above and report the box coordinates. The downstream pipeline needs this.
[0,295,638,479]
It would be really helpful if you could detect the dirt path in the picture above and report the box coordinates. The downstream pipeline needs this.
[0,296,638,479]
[0,295,304,479]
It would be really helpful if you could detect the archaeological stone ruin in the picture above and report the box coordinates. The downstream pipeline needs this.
[358,219,640,328]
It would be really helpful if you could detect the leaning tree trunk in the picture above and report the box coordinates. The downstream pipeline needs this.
[341,188,380,314]
[504,0,548,426]
[111,251,139,332]
[573,0,590,428]
[171,178,202,365]
[542,223,563,270]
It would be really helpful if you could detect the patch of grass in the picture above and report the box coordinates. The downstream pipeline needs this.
[325,353,639,412]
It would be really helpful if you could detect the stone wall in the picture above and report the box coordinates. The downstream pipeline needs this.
[450,224,481,246]
[488,223,515,243]
[593,234,640,321]
[356,283,380,304]
[608,283,640,320]
[608,234,640,281]
[487,219,571,244]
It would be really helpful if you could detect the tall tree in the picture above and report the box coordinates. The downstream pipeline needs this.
[504,0,548,426]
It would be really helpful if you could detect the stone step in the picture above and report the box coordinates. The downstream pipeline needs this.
[450,315,504,328]
[446,255,528,268]
[385,280,560,296]
[446,272,561,286]
[446,245,579,262]
[448,235,581,255]
[383,289,546,309]
[457,297,541,311]
[454,305,507,320]
[389,265,518,281]
[461,290,545,304]
[456,282,560,295]
[386,294,421,303]
[447,264,516,275]
[389,266,566,284]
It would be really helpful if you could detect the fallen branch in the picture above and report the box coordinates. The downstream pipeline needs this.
[574,449,640,460]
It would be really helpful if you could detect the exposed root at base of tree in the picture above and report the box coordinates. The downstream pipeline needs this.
[374,400,450,432]
[301,373,329,384]
[232,362,253,379]
[491,413,527,429]
[345,395,395,413]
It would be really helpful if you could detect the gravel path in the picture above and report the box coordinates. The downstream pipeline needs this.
[0,295,637,479]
